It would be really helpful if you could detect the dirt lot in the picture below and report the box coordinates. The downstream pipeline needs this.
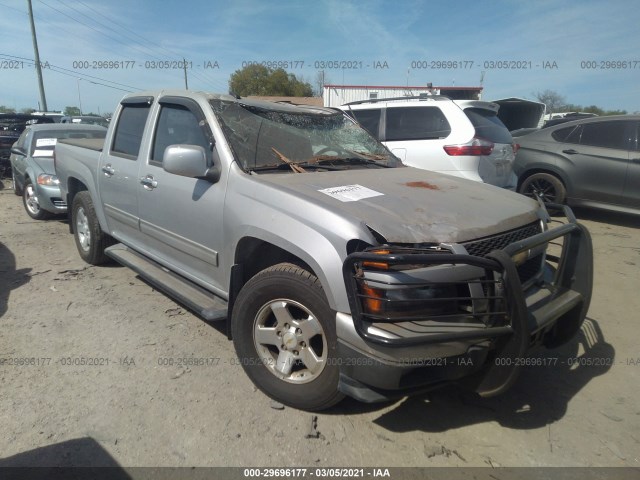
[1,177,639,469]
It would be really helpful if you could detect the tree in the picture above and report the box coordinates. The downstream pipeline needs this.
[229,64,313,97]
[533,89,566,114]
[0,105,16,113]
[21,107,36,114]
[64,106,81,116]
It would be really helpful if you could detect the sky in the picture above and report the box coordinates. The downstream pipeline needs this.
[0,0,639,115]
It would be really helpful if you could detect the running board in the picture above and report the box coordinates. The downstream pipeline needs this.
[105,244,227,322]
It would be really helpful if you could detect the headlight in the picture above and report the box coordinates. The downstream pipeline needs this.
[37,174,60,186]
[359,281,460,320]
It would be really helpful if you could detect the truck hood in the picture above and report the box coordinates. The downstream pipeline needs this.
[258,167,540,244]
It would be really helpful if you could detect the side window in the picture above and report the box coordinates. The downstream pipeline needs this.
[552,125,580,143]
[350,109,381,138]
[385,107,451,141]
[579,121,631,150]
[151,104,210,165]
[111,104,151,158]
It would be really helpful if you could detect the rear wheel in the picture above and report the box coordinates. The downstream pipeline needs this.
[519,172,566,205]
[231,263,344,411]
[71,191,113,265]
[22,179,50,220]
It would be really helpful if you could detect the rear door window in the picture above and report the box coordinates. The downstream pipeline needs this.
[463,108,513,144]
[385,106,451,141]
[551,126,580,143]
[348,109,381,138]
[111,103,152,159]
[578,121,631,150]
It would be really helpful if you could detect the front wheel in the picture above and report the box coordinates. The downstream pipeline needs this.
[231,263,344,411]
[519,172,566,205]
[22,179,50,220]
[71,191,113,265]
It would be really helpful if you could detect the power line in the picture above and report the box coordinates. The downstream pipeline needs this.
[65,0,228,91]
[0,53,138,92]
[37,0,227,91]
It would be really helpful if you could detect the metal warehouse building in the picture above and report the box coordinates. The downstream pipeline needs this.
[322,84,483,107]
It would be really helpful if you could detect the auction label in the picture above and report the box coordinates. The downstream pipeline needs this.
[318,185,384,202]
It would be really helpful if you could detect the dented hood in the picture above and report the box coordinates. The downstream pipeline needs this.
[259,167,540,244]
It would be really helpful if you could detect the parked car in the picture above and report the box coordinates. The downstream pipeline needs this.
[0,113,54,177]
[60,115,110,128]
[514,115,640,214]
[10,124,107,219]
[340,96,518,189]
[54,90,592,411]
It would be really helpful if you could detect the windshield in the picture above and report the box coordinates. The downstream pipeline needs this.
[210,100,398,172]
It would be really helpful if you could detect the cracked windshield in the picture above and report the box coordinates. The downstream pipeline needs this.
[210,100,399,172]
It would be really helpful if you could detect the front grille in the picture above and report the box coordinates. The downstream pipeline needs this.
[52,199,67,208]
[462,222,542,256]
[462,222,544,285]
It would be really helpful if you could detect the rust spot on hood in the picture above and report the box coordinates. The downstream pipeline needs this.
[405,181,440,190]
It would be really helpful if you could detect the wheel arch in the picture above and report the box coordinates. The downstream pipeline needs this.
[227,236,339,341]
[517,166,570,194]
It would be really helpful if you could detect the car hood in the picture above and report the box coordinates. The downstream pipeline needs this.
[258,167,540,244]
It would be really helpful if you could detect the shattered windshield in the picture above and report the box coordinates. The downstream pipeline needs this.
[209,99,399,173]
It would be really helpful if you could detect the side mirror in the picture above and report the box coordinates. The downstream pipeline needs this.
[11,146,26,156]
[163,144,220,183]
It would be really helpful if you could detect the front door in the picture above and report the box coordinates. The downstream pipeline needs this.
[136,98,226,294]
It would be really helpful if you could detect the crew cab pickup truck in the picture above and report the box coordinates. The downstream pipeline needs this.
[55,90,593,411]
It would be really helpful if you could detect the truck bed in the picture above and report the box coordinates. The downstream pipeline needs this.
[58,137,105,152]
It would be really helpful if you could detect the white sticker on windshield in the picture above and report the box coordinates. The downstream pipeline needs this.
[33,150,54,157]
[35,138,57,147]
[318,184,384,202]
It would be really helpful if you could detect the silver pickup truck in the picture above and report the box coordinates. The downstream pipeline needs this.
[55,90,593,411]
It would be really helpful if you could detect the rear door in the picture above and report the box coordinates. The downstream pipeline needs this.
[383,105,453,171]
[98,96,153,245]
[136,96,227,293]
[622,121,640,208]
[559,120,631,205]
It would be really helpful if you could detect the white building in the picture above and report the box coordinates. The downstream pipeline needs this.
[322,84,483,107]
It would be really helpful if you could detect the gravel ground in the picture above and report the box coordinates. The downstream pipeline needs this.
[1,178,639,469]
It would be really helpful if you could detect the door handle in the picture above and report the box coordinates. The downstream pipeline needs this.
[101,164,115,176]
[562,149,578,155]
[140,175,157,190]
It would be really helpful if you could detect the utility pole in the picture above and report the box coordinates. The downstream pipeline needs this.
[183,58,188,90]
[27,0,47,111]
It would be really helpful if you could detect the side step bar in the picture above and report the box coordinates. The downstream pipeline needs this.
[105,244,227,322]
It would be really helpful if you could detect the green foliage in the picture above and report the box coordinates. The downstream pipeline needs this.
[64,106,81,116]
[536,91,627,116]
[20,108,36,114]
[229,64,313,97]
[0,105,17,113]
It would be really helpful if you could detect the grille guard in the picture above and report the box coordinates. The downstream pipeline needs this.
[342,204,593,351]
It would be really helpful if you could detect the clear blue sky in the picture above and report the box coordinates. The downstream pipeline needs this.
[1,0,638,114]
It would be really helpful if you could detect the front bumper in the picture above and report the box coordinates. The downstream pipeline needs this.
[338,205,593,401]
[35,183,67,213]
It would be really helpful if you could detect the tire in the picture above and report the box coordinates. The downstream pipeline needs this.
[71,191,113,265]
[231,263,344,411]
[22,179,50,220]
[12,168,22,196]
[519,172,567,205]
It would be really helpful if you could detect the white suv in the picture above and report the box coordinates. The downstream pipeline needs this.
[340,96,518,189]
